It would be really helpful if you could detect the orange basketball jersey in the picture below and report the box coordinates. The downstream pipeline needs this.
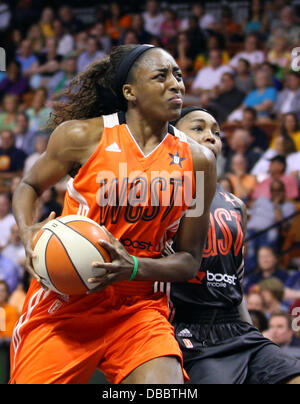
[62,112,195,293]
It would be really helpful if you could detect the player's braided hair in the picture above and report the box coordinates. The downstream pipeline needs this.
[47,45,141,130]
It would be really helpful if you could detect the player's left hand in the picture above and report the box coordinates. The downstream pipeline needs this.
[86,226,136,293]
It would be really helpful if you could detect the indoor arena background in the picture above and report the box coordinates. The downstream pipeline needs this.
[1,0,300,384]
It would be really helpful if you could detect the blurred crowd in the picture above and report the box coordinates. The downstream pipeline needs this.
[0,0,300,359]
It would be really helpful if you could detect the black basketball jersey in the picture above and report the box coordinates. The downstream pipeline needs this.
[159,184,245,314]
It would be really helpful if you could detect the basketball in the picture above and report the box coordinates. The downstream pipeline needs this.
[32,215,111,295]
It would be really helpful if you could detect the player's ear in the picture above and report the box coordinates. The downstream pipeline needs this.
[123,84,137,103]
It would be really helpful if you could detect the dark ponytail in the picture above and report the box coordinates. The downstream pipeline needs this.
[47,45,140,130]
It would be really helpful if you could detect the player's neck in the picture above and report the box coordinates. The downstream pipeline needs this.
[125,110,168,148]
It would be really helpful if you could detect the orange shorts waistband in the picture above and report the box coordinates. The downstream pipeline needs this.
[111,280,154,296]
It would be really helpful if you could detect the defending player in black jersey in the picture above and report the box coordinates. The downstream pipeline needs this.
[167,107,300,384]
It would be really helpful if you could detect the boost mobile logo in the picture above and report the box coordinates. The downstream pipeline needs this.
[0,48,6,71]
[207,271,237,288]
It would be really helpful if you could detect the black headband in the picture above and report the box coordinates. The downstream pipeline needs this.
[115,44,155,99]
[170,107,209,127]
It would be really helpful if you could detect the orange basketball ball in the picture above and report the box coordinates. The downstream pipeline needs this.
[32,215,111,295]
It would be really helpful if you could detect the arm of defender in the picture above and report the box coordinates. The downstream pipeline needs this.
[234,196,253,325]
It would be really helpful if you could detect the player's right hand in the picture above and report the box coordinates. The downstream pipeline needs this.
[21,212,56,289]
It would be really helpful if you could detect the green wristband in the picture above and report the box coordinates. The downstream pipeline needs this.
[129,255,139,281]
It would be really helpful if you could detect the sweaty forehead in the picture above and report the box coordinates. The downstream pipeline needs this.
[135,48,178,73]
[183,110,218,126]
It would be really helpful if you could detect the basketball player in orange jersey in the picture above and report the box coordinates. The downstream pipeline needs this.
[10,45,216,384]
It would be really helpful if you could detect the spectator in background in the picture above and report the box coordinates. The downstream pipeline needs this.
[120,29,139,46]
[244,0,268,35]
[241,108,269,152]
[27,24,45,54]
[205,72,245,124]
[251,177,296,237]
[142,0,164,37]
[73,30,89,58]
[0,61,29,101]
[0,95,19,132]
[0,193,15,249]
[267,35,291,80]
[185,16,208,68]
[2,224,25,272]
[38,7,55,39]
[252,134,296,183]
[0,130,27,188]
[13,112,37,156]
[286,271,300,296]
[261,61,282,92]
[285,146,300,180]
[264,0,287,32]
[23,134,48,175]
[219,5,242,43]
[90,23,112,54]
[175,31,195,89]
[37,187,62,222]
[160,8,180,47]
[234,58,255,95]
[229,33,265,70]
[243,70,277,121]
[252,155,299,200]
[191,49,232,99]
[0,249,21,294]
[25,88,52,133]
[53,19,75,57]
[270,6,300,47]
[273,113,300,152]
[16,39,38,76]
[48,56,77,98]
[58,5,83,35]
[246,185,295,272]
[264,312,300,357]
[227,153,257,201]
[105,2,132,44]
[224,128,261,173]
[0,281,19,339]
[274,72,300,120]
[132,13,151,44]
[180,2,216,31]
[247,291,265,312]
[77,36,106,73]
[259,278,287,317]
[26,37,62,89]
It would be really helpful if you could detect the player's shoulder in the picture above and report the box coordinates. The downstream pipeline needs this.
[231,194,246,212]
[52,117,104,147]
[222,187,246,215]
[47,117,104,163]
[185,134,216,171]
